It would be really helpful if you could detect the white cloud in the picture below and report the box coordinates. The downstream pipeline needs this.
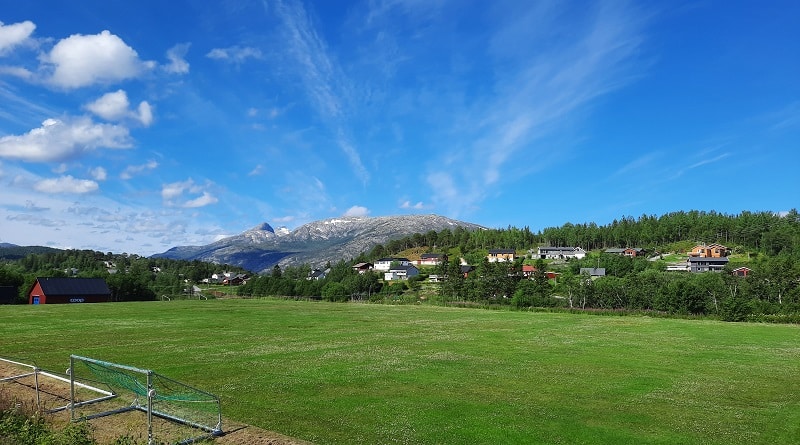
[182,192,218,208]
[248,164,264,176]
[161,178,217,208]
[343,205,369,217]
[24,200,49,211]
[34,175,99,194]
[120,160,158,179]
[0,20,35,55]
[164,43,190,74]
[272,215,296,224]
[206,46,263,64]
[400,200,425,210]
[426,171,462,215]
[162,179,197,200]
[0,117,132,162]
[0,65,33,79]
[86,90,130,120]
[90,166,107,181]
[85,90,153,126]
[43,30,153,89]
[137,101,153,126]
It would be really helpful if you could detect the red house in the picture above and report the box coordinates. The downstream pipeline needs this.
[731,267,752,277]
[28,277,111,304]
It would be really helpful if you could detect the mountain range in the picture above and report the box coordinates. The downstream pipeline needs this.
[152,214,484,273]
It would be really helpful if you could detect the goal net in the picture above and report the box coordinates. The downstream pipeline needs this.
[69,355,222,444]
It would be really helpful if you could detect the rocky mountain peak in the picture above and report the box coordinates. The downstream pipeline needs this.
[153,214,484,273]
[250,222,275,233]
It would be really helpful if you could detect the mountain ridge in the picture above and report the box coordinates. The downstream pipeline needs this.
[152,214,484,273]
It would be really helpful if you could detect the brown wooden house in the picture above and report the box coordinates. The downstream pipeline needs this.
[689,243,729,258]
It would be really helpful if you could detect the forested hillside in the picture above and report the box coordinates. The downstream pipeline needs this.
[243,210,800,322]
[2,209,799,322]
[366,210,799,257]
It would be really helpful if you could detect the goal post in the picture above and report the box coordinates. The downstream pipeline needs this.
[69,355,222,444]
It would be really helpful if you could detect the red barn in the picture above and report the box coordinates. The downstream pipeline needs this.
[28,277,111,304]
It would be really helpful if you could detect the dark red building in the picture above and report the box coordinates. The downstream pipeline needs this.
[28,277,111,304]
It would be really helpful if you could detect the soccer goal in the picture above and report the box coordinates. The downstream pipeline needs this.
[68,355,222,445]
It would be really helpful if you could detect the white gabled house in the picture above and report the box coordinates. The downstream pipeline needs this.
[536,246,586,260]
[374,257,412,271]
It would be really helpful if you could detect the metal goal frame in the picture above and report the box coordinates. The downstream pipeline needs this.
[69,355,222,445]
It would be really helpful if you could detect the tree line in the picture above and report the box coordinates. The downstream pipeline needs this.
[0,249,249,302]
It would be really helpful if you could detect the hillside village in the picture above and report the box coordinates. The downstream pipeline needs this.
[335,242,742,284]
[2,210,799,322]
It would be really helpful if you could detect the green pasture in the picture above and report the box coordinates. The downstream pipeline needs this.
[2,300,799,444]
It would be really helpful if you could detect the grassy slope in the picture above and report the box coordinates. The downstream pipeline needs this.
[2,300,799,444]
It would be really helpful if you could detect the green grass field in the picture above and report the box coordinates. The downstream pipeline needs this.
[2,299,799,444]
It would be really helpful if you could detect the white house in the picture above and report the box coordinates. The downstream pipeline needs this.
[536,246,586,260]
[374,257,412,271]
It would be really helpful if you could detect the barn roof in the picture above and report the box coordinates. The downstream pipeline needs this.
[34,277,111,296]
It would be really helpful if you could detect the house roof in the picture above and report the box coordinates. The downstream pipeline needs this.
[732,266,752,272]
[604,248,625,253]
[488,249,515,254]
[688,257,729,263]
[376,257,410,262]
[539,246,581,252]
[420,253,444,259]
[33,277,110,296]
[580,268,606,276]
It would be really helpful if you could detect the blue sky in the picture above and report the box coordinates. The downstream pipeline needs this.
[1,1,798,256]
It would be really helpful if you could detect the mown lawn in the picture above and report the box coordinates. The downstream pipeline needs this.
[2,299,799,444]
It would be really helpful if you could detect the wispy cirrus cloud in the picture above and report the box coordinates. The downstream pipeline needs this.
[422,1,650,217]
[611,152,661,178]
[161,178,218,208]
[164,43,191,74]
[34,175,99,194]
[271,0,369,184]
[120,160,158,179]
[206,45,262,64]
[668,147,731,180]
